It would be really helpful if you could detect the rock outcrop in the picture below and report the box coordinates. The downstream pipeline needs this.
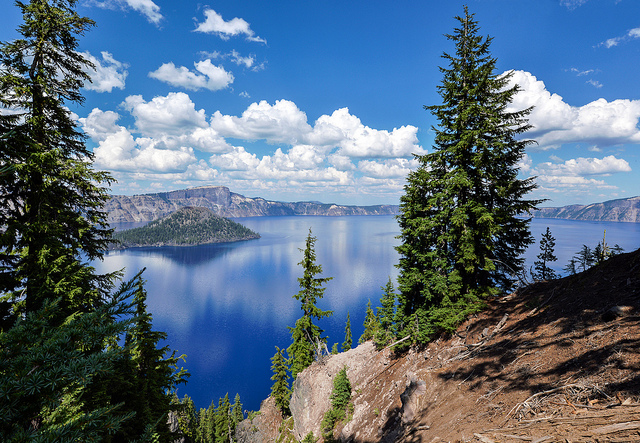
[235,397,284,443]
[105,185,399,223]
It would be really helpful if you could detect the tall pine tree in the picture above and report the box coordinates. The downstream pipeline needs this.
[396,7,540,343]
[375,278,397,349]
[287,229,333,378]
[358,300,379,344]
[270,346,291,414]
[0,2,190,440]
[0,0,115,318]
[532,227,558,281]
[342,312,352,352]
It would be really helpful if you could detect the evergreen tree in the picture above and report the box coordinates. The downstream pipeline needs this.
[214,394,231,443]
[575,245,594,272]
[0,279,137,440]
[320,366,352,439]
[0,3,191,440]
[342,312,353,352]
[375,278,397,349]
[395,7,540,343]
[563,257,577,276]
[270,346,291,414]
[173,394,198,442]
[231,393,243,430]
[287,229,333,379]
[610,244,624,256]
[331,343,339,354]
[0,0,115,318]
[122,275,190,440]
[532,227,558,280]
[594,231,611,265]
[195,401,217,443]
[359,300,379,344]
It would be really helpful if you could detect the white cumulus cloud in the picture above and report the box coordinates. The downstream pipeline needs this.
[89,0,162,25]
[211,101,423,159]
[79,108,197,173]
[122,92,208,137]
[81,94,423,197]
[358,159,418,178]
[211,100,312,144]
[82,51,128,93]
[148,59,234,92]
[194,8,266,43]
[535,155,631,176]
[507,70,640,149]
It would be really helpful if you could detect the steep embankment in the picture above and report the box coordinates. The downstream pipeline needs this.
[112,206,259,248]
[239,249,640,442]
[532,196,640,223]
[105,186,399,223]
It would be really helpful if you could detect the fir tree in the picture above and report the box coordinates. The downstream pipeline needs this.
[359,300,379,344]
[375,278,397,349]
[214,394,231,443]
[331,343,339,354]
[576,245,594,272]
[610,244,624,256]
[173,395,198,442]
[563,257,577,276]
[342,312,353,352]
[287,229,333,378]
[532,227,558,281]
[0,278,136,440]
[270,346,291,414]
[395,7,540,343]
[0,3,190,440]
[0,0,115,317]
[594,230,611,265]
[231,393,244,430]
[195,401,217,443]
[320,366,352,439]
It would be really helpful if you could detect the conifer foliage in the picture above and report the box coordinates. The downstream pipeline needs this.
[532,227,558,281]
[270,346,291,414]
[342,312,352,352]
[374,278,397,349]
[0,0,114,317]
[358,300,379,344]
[0,1,190,440]
[395,7,540,343]
[287,229,333,379]
[321,366,353,440]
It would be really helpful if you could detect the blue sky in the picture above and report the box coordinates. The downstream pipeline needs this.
[2,0,639,207]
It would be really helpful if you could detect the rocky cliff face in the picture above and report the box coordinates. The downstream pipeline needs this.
[105,186,399,223]
[531,195,640,222]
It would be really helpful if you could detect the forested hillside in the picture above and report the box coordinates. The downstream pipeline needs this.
[113,206,259,248]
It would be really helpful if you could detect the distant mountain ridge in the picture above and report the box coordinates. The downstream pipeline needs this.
[105,186,399,223]
[531,196,640,223]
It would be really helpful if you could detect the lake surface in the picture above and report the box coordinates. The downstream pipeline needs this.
[94,216,640,411]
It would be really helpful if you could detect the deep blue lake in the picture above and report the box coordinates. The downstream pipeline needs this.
[94,216,640,411]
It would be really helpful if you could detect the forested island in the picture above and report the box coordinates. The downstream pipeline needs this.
[112,206,260,248]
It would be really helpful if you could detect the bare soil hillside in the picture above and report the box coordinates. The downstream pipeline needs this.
[239,248,640,443]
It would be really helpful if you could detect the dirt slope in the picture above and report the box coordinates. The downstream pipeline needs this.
[240,248,640,443]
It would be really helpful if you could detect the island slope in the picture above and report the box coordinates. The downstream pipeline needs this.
[112,206,259,248]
